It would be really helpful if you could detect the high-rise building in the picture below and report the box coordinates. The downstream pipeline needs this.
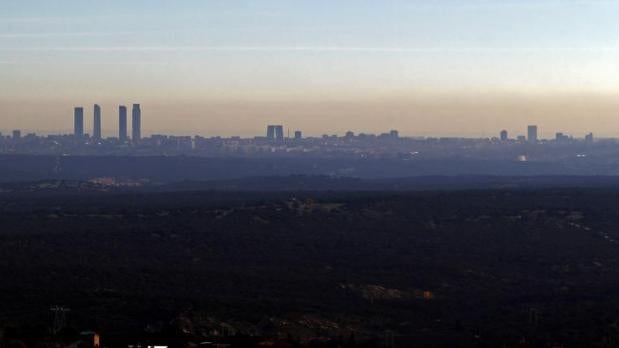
[74,107,84,138]
[119,106,128,141]
[132,104,141,142]
[555,132,570,142]
[12,130,21,140]
[266,125,284,142]
[500,130,508,141]
[294,130,302,140]
[266,125,275,140]
[585,132,594,143]
[275,125,284,142]
[93,104,102,140]
[527,125,538,143]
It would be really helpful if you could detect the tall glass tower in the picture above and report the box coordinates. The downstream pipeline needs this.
[132,104,141,142]
[93,104,102,140]
[74,107,84,138]
[119,105,128,142]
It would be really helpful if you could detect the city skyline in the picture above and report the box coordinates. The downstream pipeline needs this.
[1,102,595,142]
[0,100,607,140]
[3,1,619,136]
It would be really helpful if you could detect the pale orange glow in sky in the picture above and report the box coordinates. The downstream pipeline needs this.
[2,92,618,139]
[3,1,619,137]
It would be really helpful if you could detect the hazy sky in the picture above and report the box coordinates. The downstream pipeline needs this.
[2,0,619,137]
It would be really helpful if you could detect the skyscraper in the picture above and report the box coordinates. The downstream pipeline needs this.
[275,125,284,142]
[527,125,538,143]
[294,130,302,140]
[93,104,102,140]
[266,125,284,142]
[119,106,127,141]
[74,107,84,138]
[500,129,508,141]
[267,125,276,141]
[132,104,141,142]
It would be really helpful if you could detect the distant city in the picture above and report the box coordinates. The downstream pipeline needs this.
[0,104,604,160]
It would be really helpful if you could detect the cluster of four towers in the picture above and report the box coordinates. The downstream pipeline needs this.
[73,104,141,142]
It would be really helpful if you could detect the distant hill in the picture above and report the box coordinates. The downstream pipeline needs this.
[2,154,619,184]
[6,175,619,194]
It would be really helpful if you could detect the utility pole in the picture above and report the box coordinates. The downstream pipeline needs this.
[50,305,70,334]
[384,330,395,348]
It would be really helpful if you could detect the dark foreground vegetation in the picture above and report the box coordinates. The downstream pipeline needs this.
[2,187,619,347]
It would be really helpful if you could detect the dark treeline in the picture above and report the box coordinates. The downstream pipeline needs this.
[2,189,619,346]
